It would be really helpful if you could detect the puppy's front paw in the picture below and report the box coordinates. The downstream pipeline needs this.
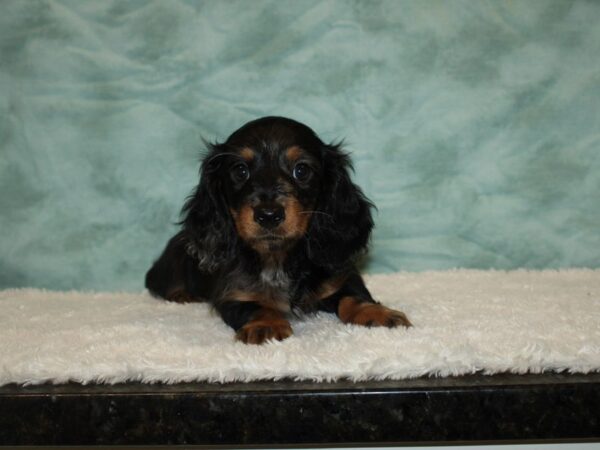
[166,289,195,303]
[236,314,293,344]
[339,297,412,328]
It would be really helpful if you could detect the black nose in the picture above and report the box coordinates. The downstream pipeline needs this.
[254,206,285,229]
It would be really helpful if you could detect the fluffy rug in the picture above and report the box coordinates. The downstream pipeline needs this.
[1,270,599,386]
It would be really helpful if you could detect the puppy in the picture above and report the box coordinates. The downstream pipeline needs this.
[145,116,411,344]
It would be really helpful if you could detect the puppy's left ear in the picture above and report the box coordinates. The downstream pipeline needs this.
[306,143,374,271]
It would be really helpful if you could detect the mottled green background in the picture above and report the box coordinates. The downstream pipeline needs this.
[1,0,599,291]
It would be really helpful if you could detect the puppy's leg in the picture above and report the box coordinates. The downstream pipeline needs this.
[318,272,412,328]
[216,301,293,344]
[145,231,201,302]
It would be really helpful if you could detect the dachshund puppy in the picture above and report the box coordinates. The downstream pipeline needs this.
[145,116,411,344]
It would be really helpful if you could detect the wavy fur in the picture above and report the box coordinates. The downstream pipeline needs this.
[145,117,410,344]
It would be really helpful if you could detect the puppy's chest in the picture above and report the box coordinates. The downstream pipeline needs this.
[259,266,290,291]
[256,266,293,311]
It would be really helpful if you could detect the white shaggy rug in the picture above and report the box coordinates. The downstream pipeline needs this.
[1,270,599,386]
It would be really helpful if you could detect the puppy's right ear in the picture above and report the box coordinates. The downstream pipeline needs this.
[181,144,237,272]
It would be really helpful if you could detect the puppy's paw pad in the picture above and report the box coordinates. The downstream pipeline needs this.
[236,320,293,345]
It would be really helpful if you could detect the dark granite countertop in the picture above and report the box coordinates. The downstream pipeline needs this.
[1,372,599,447]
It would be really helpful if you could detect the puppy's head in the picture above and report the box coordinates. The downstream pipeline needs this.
[183,116,373,271]
[219,117,323,254]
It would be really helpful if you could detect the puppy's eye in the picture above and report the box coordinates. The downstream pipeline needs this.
[231,163,250,183]
[293,163,312,182]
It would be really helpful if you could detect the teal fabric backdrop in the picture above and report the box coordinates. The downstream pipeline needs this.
[1,0,599,291]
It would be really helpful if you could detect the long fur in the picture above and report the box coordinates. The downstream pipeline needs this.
[145,116,410,344]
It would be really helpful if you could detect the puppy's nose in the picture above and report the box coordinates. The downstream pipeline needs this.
[254,206,285,229]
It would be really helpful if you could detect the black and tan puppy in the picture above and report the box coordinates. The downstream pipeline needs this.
[145,116,411,344]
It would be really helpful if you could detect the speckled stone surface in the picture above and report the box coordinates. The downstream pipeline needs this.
[1,373,599,446]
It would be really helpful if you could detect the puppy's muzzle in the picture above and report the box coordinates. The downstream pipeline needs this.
[254,205,285,229]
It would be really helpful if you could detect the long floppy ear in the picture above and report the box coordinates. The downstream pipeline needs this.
[180,146,237,272]
[306,143,374,271]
